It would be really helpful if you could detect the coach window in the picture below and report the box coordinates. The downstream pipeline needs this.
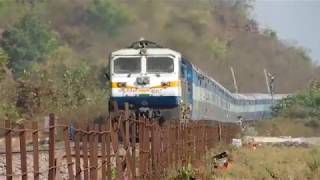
[114,57,141,74]
[147,57,174,73]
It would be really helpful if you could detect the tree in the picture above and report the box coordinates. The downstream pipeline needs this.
[87,0,129,34]
[16,47,107,120]
[263,29,278,39]
[0,48,9,80]
[0,48,17,119]
[273,90,320,128]
[1,14,58,76]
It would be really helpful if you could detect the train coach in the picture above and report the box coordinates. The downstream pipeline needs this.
[108,40,287,122]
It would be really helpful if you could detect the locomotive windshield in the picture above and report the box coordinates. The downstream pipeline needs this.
[147,57,174,73]
[114,57,141,74]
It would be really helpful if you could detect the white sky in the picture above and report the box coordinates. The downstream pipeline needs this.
[253,0,320,63]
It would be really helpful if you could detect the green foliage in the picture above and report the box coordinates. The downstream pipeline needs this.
[1,14,58,75]
[87,0,129,34]
[0,75,18,119]
[0,1,29,25]
[176,163,196,180]
[207,39,227,59]
[0,48,8,65]
[306,148,320,173]
[0,0,318,121]
[295,47,312,62]
[15,47,107,120]
[274,90,320,120]
[0,48,9,80]
[0,48,17,119]
[263,29,277,39]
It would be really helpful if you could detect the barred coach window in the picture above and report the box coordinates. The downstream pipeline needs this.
[114,57,141,74]
[147,57,174,73]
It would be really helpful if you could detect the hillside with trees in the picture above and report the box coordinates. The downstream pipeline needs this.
[0,0,319,121]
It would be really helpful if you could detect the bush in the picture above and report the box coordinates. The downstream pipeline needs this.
[1,14,58,76]
[0,48,9,80]
[274,90,320,120]
[207,39,227,59]
[15,47,107,120]
[306,148,320,174]
[87,0,129,34]
[0,74,18,120]
[176,163,196,180]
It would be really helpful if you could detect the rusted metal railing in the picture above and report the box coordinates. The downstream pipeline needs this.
[0,108,240,179]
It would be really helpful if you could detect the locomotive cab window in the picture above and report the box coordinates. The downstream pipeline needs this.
[113,57,141,74]
[147,57,174,73]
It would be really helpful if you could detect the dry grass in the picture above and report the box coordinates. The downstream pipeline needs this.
[167,145,320,179]
[253,118,320,137]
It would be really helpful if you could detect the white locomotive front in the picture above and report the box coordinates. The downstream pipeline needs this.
[109,40,182,119]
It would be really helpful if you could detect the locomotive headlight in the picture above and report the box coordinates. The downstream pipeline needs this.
[143,77,150,84]
[117,82,127,88]
[161,82,171,87]
[137,77,143,85]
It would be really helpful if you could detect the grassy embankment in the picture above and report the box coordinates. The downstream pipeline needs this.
[167,145,320,179]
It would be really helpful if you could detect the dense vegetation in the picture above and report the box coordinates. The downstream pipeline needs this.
[0,0,319,121]
[271,89,320,131]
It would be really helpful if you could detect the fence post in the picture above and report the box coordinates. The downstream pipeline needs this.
[82,123,89,180]
[74,123,81,180]
[146,120,151,179]
[131,119,136,179]
[101,124,107,180]
[94,125,99,179]
[169,127,174,166]
[19,123,27,180]
[5,118,13,180]
[32,121,39,180]
[122,102,134,178]
[48,113,56,180]
[139,117,145,178]
[125,104,130,146]
[175,125,179,165]
[106,118,112,180]
[109,117,123,179]
[64,125,75,180]
[151,123,155,178]
[89,124,97,180]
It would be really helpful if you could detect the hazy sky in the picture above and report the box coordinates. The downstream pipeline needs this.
[253,0,320,63]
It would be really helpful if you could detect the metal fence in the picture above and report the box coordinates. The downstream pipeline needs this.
[0,107,240,179]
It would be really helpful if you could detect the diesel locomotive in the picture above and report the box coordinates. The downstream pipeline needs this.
[108,40,286,122]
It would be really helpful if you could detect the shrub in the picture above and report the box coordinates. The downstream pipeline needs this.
[306,148,320,173]
[207,39,227,59]
[274,90,320,120]
[1,14,58,76]
[176,163,196,180]
[0,48,9,80]
[15,47,107,120]
[87,0,129,35]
